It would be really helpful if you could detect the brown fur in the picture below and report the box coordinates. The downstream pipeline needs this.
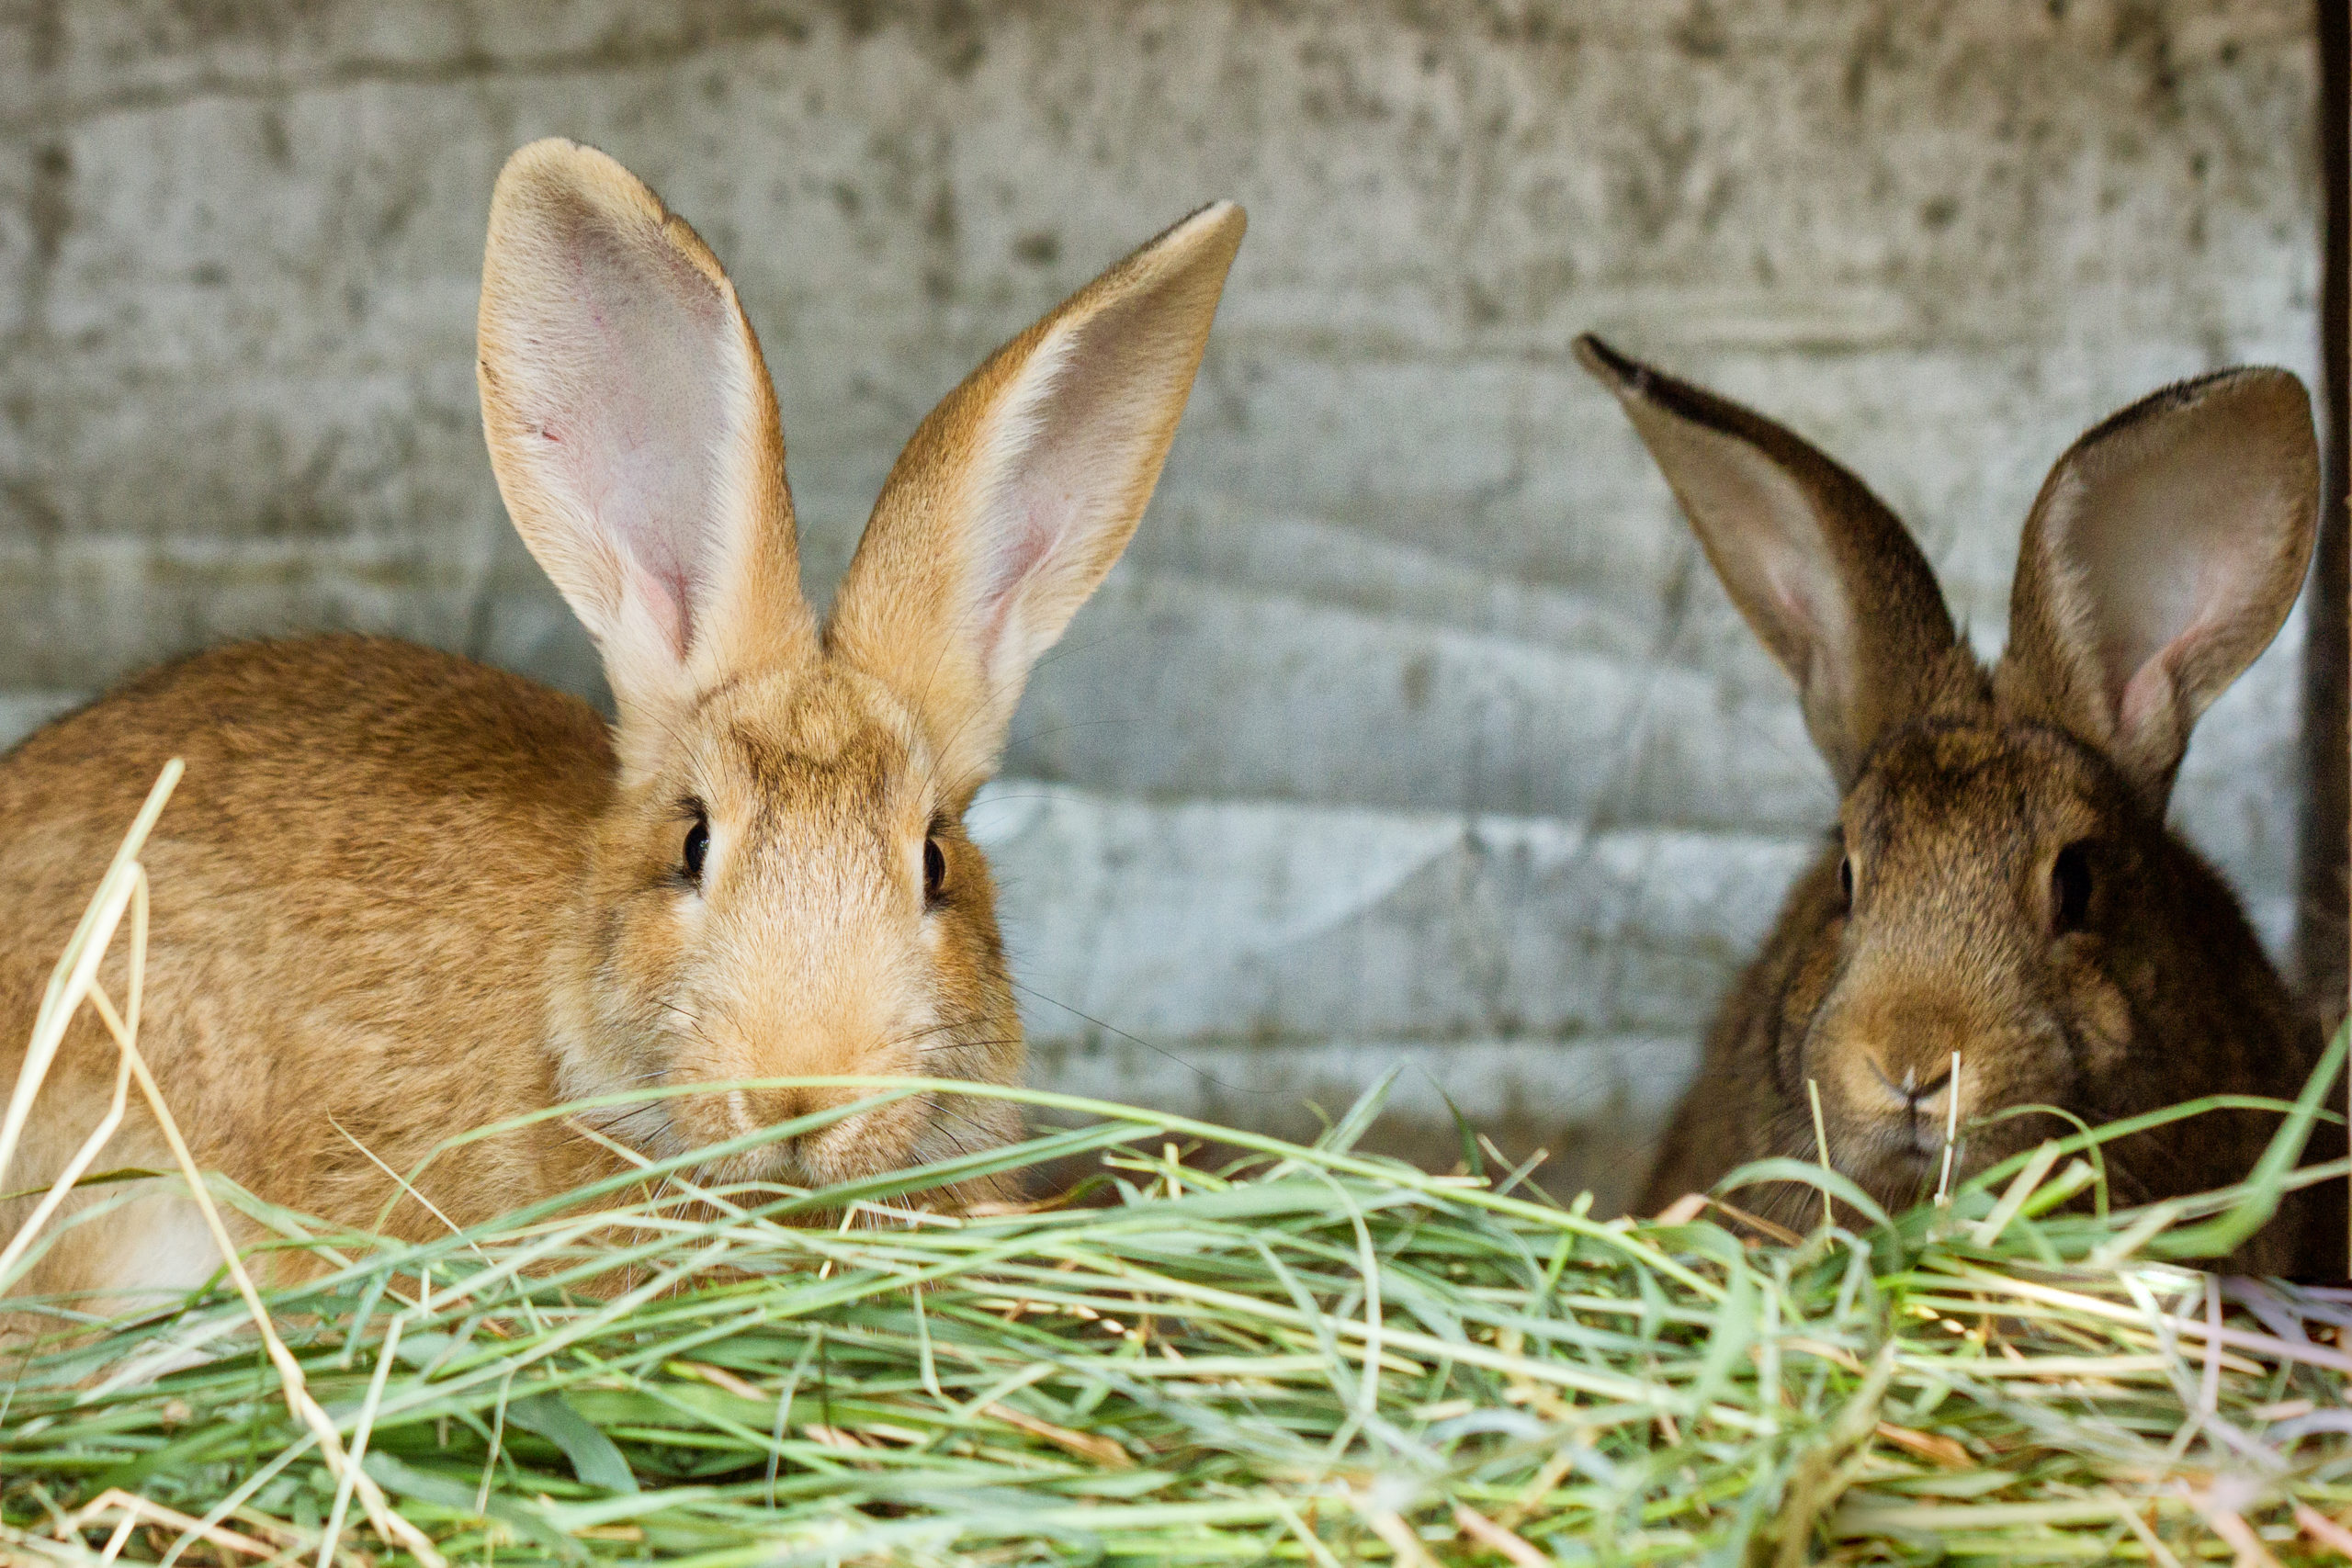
[1577,336,2344,1275]
[0,141,1244,1314]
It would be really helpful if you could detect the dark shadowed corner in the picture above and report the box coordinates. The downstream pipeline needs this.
[2299,0,2348,1036]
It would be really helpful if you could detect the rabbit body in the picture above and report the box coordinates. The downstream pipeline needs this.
[0,141,1244,1314]
[1578,337,2344,1275]
[0,639,624,1304]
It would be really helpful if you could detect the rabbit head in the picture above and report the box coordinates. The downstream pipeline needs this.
[1577,335,2323,1223]
[475,141,1242,1188]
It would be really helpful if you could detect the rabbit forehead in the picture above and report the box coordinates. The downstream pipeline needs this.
[1843,718,2113,866]
[681,661,938,830]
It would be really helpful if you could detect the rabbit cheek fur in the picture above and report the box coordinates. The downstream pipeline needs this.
[549,662,1024,1192]
[1578,335,2341,1274]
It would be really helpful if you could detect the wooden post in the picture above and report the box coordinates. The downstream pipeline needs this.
[2299,0,2347,1037]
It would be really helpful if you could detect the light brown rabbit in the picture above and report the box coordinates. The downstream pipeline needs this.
[0,141,1244,1314]
[1576,335,2344,1276]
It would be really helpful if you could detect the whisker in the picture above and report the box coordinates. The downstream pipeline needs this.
[1008,980,1282,1097]
[916,1036,1023,1057]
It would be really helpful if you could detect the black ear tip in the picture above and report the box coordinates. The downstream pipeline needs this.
[2214,366,2315,428]
[1573,333,1646,396]
[2066,364,2319,462]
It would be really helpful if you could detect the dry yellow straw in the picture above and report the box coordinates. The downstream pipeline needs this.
[1936,1051,1962,1204]
[1806,1077,1834,1229]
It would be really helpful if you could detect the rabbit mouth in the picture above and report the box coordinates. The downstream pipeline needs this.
[1842,1124,1952,1210]
[561,1057,1019,1196]
[655,1087,1012,1194]
[1895,1116,1952,1162]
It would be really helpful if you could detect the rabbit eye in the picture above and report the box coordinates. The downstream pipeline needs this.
[922,836,948,904]
[1837,853,1855,908]
[2051,841,2093,934]
[683,815,710,886]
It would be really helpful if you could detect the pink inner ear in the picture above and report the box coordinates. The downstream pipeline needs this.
[524,215,736,661]
[1765,562,1816,646]
[2114,653,2176,747]
[2109,558,2233,746]
[1745,525,1846,681]
[2080,484,2245,731]
[978,492,1070,647]
[620,551,690,663]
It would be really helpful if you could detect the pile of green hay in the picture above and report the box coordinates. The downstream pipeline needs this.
[4,1053,2350,1568]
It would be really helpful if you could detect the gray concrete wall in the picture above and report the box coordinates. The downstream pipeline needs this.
[0,1,2324,1207]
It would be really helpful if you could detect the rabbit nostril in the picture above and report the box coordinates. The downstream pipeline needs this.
[1866,1059,1952,1111]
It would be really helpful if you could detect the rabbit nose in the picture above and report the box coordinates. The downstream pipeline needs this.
[743,1083,850,1129]
[1868,1059,1952,1112]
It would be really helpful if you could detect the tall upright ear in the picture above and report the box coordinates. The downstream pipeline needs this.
[477,139,814,741]
[1998,367,2319,807]
[1575,335,1963,788]
[826,202,1245,797]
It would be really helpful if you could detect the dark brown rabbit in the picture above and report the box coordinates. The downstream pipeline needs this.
[1577,335,2343,1276]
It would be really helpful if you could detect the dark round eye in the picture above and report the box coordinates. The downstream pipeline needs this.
[2051,841,2093,934]
[683,816,709,886]
[1837,853,1855,908]
[923,836,948,903]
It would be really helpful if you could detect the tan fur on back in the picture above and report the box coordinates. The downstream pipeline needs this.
[0,640,616,1254]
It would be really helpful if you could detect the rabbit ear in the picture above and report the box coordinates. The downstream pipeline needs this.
[1575,335,1961,788]
[2000,369,2318,807]
[477,139,814,734]
[826,202,1245,796]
